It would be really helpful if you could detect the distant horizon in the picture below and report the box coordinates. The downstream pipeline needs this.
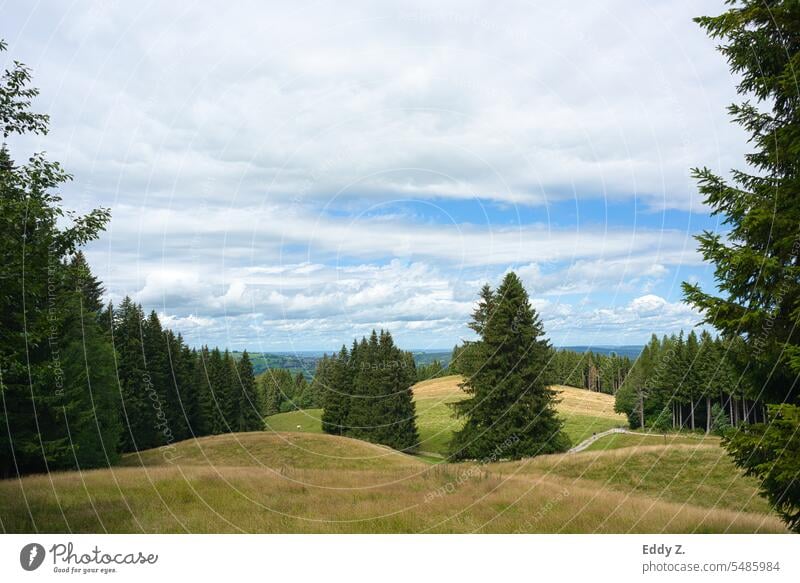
[227,344,646,355]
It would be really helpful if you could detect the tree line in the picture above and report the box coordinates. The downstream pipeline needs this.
[0,42,268,476]
[319,330,418,451]
[261,366,323,415]
[546,348,632,394]
[614,330,762,433]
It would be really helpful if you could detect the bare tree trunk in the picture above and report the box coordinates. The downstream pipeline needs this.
[690,400,695,430]
[638,389,645,429]
[706,396,712,434]
[729,396,734,427]
[742,398,747,425]
[679,405,683,430]
[672,401,676,429]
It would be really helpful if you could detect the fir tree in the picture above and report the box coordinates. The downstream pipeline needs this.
[235,351,263,432]
[683,1,800,530]
[450,273,569,460]
[321,346,351,435]
[113,298,158,452]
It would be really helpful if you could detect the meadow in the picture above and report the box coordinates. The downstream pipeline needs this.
[0,377,784,534]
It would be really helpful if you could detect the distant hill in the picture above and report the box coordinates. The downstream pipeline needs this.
[557,345,643,358]
[233,346,640,378]
[232,349,452,378]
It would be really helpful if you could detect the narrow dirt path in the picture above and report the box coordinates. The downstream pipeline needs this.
[568,427,632,453]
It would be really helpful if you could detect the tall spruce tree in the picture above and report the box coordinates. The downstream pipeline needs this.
[235,351,262,432]
[682,0,800,531]
[450,273,569,460]
[321,346,351,435]
[113,298,158,452]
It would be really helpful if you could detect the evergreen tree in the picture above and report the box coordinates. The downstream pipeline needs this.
[368,331,418,450]
[142,310,172,447]
[192,346,214,436]
[450,273,569,460]
[346,333,379,441]
[235,351,263,432]
[113,298,158,452]
[68,251,105,313]
[0,38,111,475]
[321,346,351,435]
[207,348,230,434]
[468,283,496,336]
[683,1,800,530]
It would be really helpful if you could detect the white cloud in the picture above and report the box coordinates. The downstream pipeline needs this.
[4,0,731,348]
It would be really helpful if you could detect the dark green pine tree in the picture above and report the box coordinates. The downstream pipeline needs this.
[114,297,159,452]
[346,334,378,441]
[321,346,351,435]
[207,348,232,434]
[68,251,105,313]
[163,330,192,442]
[469,283,496,336]
[369,331,418,450]
[450,273,569,460]
[235,351,263,432]
[191,346,214,436]
[682,330,701,431]
[45,258,121,469]
[306,354,330,408]
[697,330,718,433]
[142,310,172,448]
[292,371,308,410]
[682,1,800,531]
[176,343,204,438]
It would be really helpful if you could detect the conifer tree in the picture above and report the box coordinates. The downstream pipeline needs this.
[346,333,378,441]
[142,310,172,447]
[235,351,263,432]
[114,298,158,452]
[321,346,351,435]
[683,1,800,530]
[192,346,214,436]
[368,331,418,450]
[450,273,569,460]
[0,39,112,475]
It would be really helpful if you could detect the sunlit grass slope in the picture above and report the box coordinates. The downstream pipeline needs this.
[0,432,783,533]
[2,378,777,533]
[265,376,628,455]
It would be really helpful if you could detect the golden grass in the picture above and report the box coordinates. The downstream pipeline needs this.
[0,455,783,533]
[551,384,627,421]
[119,432,423,471]
[2,378,782,533]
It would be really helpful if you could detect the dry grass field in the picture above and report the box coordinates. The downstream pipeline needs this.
[0,430,783,533]
[0,380,784,533]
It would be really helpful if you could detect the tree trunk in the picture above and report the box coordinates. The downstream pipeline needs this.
[672,401,676,429]
[706,396,712,434]
[638,389,645,429]
[690,400,695,430]
[679,405,683,430]
[728,396,734,427]
[742,398,747,425]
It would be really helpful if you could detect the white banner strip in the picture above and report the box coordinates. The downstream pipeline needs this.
[1,534,797,582]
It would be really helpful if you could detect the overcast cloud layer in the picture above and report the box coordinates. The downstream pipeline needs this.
[2,0,740,350]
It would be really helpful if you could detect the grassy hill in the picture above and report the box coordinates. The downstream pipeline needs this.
[0,430,782,533]
[0,377,783,533]
[265,376,628,456]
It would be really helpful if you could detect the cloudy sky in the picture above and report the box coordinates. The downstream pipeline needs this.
[3,0,744,351]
